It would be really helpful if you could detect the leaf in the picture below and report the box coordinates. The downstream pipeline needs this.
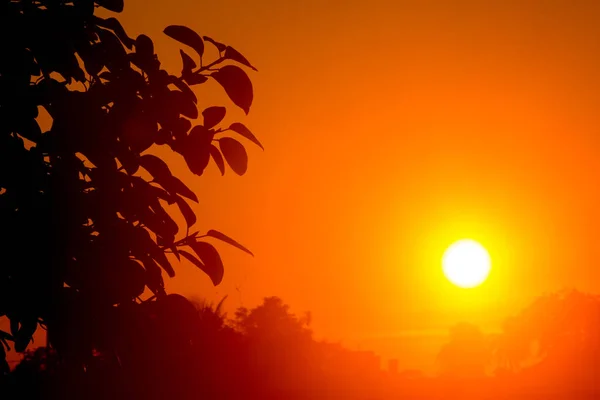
[178,249,206,272]
[183,73,208,86]
[189,242,224,286]
[170,176,198,203]
[170,245,181,261]
[152,246,175,278]
[183,126,212,176]
[93,16,135,49]
[99,71,113,81]
[74,0,95,18]
[169,75,197,104]
[219,137,248,175]
[175,196,196,228]
[164,25,204,58]
[14,318,36,353]
[211,65,253,114]
[116,144,139,175]
[209,144,225,176]
[224,46,258,71]
[202,106,226,129]
[203,36,226,53]
[19,119,42,142]
[140,210,173,243]
[140,255,165,294]
[79,43,105,76]
[96,0,124,12]
[139,154,172,182]
[207,229,254,256]
[148,185,174,204]
[168,90,197,119]
[180,49,197,73]
[96,28,128,71]
[229,122,263,150]
[9,320,18,338]
[135,34,154,57]
[0,330,14,344]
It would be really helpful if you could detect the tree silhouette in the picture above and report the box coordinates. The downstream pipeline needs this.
[489,316,532,375]
[233,297,316,397]
[0,0,261,378]
[436,322,489,378]
[491,290,600,378]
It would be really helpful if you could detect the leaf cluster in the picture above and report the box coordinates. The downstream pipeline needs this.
[0,0,260,365]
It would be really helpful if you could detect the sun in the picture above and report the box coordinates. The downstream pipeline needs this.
[442,239,491,288]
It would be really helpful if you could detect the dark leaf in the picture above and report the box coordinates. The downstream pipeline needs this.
[202,106,226,129]
[164,25,204,58]
[148,185,173,204]
[170,176,198,203]
[183,126,212,176]
[211,65,253,114]
[169,75,197,104]
[140,210,171,242]
[139,154,172,182]
[121,110,158,154]
[140,255,165,294]
[175,196,196,228]
[15,318,37,353]
[96,28,128,71]
[203,36,226,53]
[149,200,179,239]
[96,0,124,12]
[152,246,175,278]
[224,46,258,71]
[135,34,154,57]
[19,119,42,142]
[229,122,263,150]
[180,49,196,73]
[155,128,171,145]
[209,144,225,176]
[99,71,113,81]
[178,250,206,273]
[93,16,135,49]
[0,330,13,344]
[120,259,147,300]
[171,90,198,119]
[116,145,139,175]
[74,0,95,18]
[173,117,192,139]
[207,229,254,256]
[183,73,208,86]
[219,137,248,175]
[10,321,18,338]
[170,245,181,261]
[189,242,224,286]
[62,52,86,83]
[0,349,7,375]
[79,43,105,76]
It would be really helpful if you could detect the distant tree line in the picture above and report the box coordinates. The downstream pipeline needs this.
[437,289,600,388]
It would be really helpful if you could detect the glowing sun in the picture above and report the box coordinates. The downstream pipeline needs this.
[442,239,491,288]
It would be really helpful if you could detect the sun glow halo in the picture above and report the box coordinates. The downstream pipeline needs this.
[442,239,491,288]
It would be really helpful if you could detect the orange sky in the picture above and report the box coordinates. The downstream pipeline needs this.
[97,0,600,369]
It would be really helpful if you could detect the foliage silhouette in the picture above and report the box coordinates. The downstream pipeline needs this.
[0,0,262,378]
[436,322,489,378]
[12,290,600,399]
[2,296,386,399]
[491,290,600,377]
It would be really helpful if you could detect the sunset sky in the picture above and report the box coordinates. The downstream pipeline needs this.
[105,0,600,370]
